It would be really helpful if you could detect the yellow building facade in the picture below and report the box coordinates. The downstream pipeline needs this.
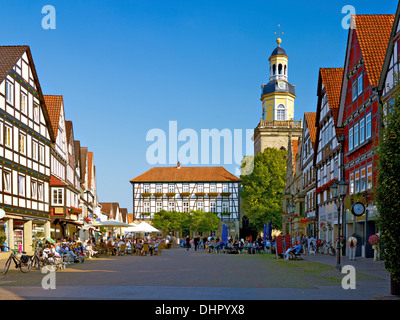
[254,38,302,154]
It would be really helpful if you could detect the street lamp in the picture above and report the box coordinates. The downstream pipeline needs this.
[331,179,348,271]
[288,202,295,237]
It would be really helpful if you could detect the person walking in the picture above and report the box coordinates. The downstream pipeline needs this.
[348,233,357,260]
[194,236,199,251]
[185,236,191,251]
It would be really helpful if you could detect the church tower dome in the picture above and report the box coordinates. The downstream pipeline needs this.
[253,35,302,155]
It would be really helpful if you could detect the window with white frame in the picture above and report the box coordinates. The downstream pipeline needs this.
[354,123,359,148]
[143,202,150,213]
[3,171,11,193]
[349,127,354,151]
[31,180,37,200]
[18,175,25,197]
[5,125,12,148]
[33,103,39,122]
[38,144,45,163]
[223,184,229,193]
[352,81,358,101]
[38,183,44,201]
[144,184,150,193]
[358,74,363,95]
[168,202,175,212]
[222,202,229,213]
[210,184,216,193]
[355,171,360,193]
[169,184,175,193]
[366,113,372,138]
[360,118,365,144]
[361,168,366,191]
[52,188,63,205]
[32,140,38,161]
[156,184,162,193]
[197,202,203,211]
[156,202,162,212]
[276,104,286,121]
[367,165,373,190]
[183,184,189,192]
[6,81,13,104]
[198,184,203,192]
[19,134,26,155]
[183,202,189,213]
[350,173,354,195]
[210,202,216,213]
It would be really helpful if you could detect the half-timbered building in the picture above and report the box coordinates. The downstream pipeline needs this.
[44,95,82,239]
[0,46,54,253]
[301,112,317,237]
[130,163,241,239]
[315,68,344,243]
[337,14,394,258]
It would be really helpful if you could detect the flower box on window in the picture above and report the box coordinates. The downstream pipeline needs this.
[195,192,206,197]
[208,192,219,197]
[165,192,176,198]
[180,192,191,198]
[220,192,231,197]
[141,192,152,198]
[68,207,82,215]
[153,192,164,198]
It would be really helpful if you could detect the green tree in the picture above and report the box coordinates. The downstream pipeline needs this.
[189,210,220,234]
[377,84,400,284]
[240,147,287,232]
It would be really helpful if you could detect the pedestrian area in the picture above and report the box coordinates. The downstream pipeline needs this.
[0,246,396,300]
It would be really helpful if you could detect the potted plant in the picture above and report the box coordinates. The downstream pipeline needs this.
[369,233,380,261]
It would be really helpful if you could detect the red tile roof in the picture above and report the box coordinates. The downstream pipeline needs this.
[43,95,63,139]
[353,14,395,87]
[304,112,317,151]
[0,46,29,83]
[130,166,241,183]
[50,175,67,186]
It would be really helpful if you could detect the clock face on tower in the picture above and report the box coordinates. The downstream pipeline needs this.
[351,202,365,217]
[278,81,286,90]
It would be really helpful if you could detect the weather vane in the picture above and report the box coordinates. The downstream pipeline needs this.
[274,24,284,46]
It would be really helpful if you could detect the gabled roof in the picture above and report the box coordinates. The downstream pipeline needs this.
[100,202,120,219]
[43,95,63,139]
[130,166,241,183]
[338,14,394,126]
[120,208,128,223]
[65,121,73,145]
[378,2,400,93]
[0,45,55,141]
[0,46,29,83]
[354,14,395,88]
[304,112,317,151]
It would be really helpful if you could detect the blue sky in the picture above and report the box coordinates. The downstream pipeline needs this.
[1,0,397,210]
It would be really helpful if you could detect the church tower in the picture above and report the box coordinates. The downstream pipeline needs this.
[253,36,302,154]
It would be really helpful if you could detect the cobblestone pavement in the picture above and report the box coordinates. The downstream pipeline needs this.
[0,246,397,300]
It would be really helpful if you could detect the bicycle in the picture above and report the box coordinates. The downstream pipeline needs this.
[30,242,45,271]
[2,247,33,275]
[325,241,336,256]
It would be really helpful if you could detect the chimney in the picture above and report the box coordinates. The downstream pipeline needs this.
[177,162,181,169]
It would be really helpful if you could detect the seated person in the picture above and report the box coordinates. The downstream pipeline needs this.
[284,241,302,261]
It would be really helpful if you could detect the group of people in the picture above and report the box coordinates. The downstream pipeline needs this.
[181,236,270,254]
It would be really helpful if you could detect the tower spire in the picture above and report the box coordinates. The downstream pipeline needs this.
[274,24,284,46]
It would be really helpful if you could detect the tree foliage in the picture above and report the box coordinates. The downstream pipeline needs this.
[151,209,219,236]
[377,85,400,282]
[240,147,287,232]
